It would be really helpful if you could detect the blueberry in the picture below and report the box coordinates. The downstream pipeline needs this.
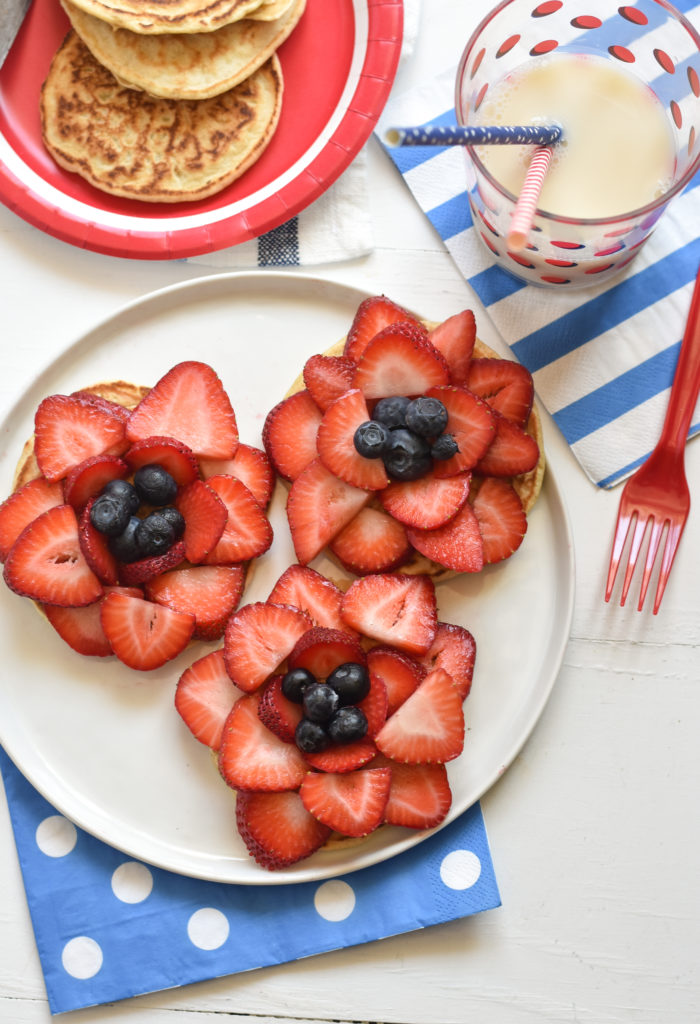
[295,718,330,754]
[405,396,449,438]
[382,428,432,481]
[431,433,460,460]
[328,706,368,745]
[372,395,411,429]
[158,505,186,540]
[353,420,390,459]
[101,478,140,515]
[108,516,142,563]
[133,464,177,506]
[89,494,131,536]
[327,661,371,706]
[135,512,175,557]
[281,667,316,704]
[302,682,340,724]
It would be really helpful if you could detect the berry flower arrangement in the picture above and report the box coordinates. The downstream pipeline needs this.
[175,564,476,870]
[263,295,544,577]
[0,361,273,671]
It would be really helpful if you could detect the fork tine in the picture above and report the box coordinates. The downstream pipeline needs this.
[652,519,686,614]
[604,508,634,601]
[637,517,665,611]
[619,513,649,607]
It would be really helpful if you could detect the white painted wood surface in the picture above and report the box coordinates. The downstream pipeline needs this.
[1,1,699,1020]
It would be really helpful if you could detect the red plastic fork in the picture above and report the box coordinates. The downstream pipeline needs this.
[605,263,700,614]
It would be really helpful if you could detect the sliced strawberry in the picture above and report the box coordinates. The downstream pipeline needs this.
[303,353,356,411]
[317,389,389,490]
[262,390,322,482]
[219,693,308,791]
[257,675,304,743]
[267,564,351,634]
[428,310,477,387]
[100,590,195,671]
[357,672,388,738]
[475,413,540,477]
[302,736,377,773]
[175,479,228,564]
[63,454,129,511]
[175,648,243,751]
[367,645,426,716]
[288,626,366,680]
[286,458,371,566]
[34,394,128,482]
[236,789,332,870]
[379,470,471,530]
[0,476,64,561]
[406,502,484,574]
[146,564,245,641]
[70,390,130,422]
[118,539,186,586]
[3,504,103,606]
[43,585,141,658]
[466,358,534,426]
[341,573,437,656]
[223,601,312,692]
[374,755,452,829]
[329,505,411,576]
[199,444,274,509]
[353,323,450,400]
[126,361,238,460]
[124,436,200,487]
[375,668,465,764]
[425,386,495,477]
[78,498,120,585]
[418,622,476,701]
[343,295,424,363]
[472,477,528,564]
[300,767,392,837]
[202,475,273,564]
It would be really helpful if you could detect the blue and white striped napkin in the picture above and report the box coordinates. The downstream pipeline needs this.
[377,0,700,489]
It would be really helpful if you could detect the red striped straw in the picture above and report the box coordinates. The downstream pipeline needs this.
[507,146,554,252]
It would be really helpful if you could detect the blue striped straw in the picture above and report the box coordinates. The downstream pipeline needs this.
[385,124,563,147]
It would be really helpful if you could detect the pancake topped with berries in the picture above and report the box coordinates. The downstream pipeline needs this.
[263,295,545,580]
[0,362,274,672]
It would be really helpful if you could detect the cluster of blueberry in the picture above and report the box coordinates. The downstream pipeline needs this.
[353,395,458,481]
[282,661,371,753]
[89,465,185,563]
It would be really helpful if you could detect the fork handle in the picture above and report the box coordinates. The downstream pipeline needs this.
[658,265,700,453]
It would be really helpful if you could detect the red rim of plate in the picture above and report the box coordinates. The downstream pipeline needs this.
[0,0,403,259]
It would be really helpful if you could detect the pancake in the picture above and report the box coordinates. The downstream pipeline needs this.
[40,32,283,203]
[248,0,296,19]
[62,0,306,101]
[286,325,546,582]
[64,0,267,35]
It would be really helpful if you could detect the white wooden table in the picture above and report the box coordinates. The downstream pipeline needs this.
[1,2,699,1021]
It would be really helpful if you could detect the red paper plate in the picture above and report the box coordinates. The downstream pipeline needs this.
[0,0,403,259]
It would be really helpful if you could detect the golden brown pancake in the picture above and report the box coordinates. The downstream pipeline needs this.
[40,32,283,203]
[286,324,546,581]
[64,0,267,35]
[248,0,296,19]
[62,0,305,101]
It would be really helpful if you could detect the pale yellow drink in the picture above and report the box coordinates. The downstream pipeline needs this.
[473,52,676,220]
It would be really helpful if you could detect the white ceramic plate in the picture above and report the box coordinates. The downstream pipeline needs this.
[0,272,575,885]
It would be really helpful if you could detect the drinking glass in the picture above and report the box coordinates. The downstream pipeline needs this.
[455,0,700,287]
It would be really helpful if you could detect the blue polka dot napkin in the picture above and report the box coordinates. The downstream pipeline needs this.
[0,747,500,1015]
[377,0,700,488]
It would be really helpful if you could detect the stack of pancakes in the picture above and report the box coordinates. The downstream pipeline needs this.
[40,0,306,202]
